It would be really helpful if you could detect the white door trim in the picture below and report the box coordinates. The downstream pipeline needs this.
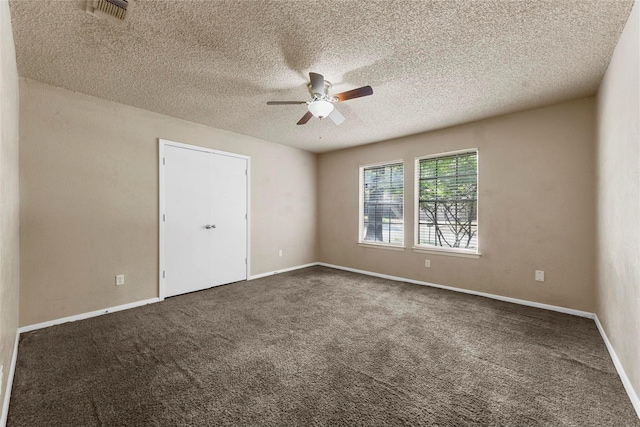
[158,139,251,300]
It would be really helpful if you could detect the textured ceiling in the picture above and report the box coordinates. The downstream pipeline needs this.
[9,0,634,153]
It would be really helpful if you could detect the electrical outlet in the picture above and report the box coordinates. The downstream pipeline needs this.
[535,270,545,282]
[278,249,283,257]
[424,259,431,268]
[116,274,125,286]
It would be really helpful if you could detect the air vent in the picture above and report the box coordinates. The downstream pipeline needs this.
[86,0,132,22]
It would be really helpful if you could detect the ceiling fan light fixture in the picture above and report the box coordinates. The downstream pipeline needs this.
[267,72,373,125]
[307,100,334,118]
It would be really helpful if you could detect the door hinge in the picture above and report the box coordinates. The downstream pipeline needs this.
[163,157,165,165]
[245,258,247,264]
[163,214,165,222]
[163,270,165,278]
[245,213,247,220]
[245,169,247,175]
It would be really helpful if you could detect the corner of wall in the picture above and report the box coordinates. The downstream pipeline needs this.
[0,0,22,423]
[314,151,321,263]
[595,0,640,418]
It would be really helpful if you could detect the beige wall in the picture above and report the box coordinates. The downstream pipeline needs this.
[596,0,640,410]
[0,0,20,419]
[19,79,317,326]
[319,98,596,312]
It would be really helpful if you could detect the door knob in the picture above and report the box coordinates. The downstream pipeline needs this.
[205,224,216,229]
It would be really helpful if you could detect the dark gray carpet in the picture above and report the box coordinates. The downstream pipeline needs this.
[8,266,639,426]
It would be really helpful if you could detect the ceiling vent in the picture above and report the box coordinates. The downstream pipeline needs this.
[85,0,132,22]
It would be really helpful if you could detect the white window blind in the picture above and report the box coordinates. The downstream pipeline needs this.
[361,162,404,246]
[416,151,478,251]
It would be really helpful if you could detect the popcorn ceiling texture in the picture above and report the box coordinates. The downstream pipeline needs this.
[8,0,634,153]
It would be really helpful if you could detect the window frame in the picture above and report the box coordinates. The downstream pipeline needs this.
[413,149,480,257]
[358,160,405,248]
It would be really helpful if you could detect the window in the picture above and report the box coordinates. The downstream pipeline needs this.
[360,162,404,246]
[415,150,478,252]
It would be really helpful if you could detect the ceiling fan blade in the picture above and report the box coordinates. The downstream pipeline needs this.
[267,101,307,105]
[335,85,373,102]
[328,108,345,125]
[297,111,313,125]
[309,72,325,95]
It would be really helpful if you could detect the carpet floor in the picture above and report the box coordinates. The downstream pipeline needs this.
[8,266,639,426]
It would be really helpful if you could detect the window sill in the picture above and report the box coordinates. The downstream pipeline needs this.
[358,242,406,252]
[412,246,481,259]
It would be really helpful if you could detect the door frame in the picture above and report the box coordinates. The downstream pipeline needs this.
[158,139,251,300]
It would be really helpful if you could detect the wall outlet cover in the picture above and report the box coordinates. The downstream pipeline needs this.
[116,274,125,286]
[535,270,545,282]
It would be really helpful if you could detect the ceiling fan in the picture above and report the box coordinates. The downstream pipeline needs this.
[267,72,373,125]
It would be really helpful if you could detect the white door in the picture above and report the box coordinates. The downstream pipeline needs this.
[163,144,247,298]
[210,153,248,286]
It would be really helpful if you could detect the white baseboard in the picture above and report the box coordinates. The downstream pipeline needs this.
[249,262,319,280]
[18,297,162,333]
[1,331,19,427]
[594,315,640,419]
[318,263,594,318]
